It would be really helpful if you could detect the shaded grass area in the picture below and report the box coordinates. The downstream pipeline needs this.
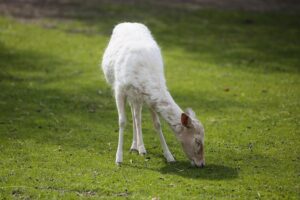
[0,2,299,199]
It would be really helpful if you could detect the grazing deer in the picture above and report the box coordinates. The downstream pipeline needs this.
[101,22,205,167]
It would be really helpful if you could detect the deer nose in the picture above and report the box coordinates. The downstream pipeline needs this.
[195,160,205,168]
[196,163,204,168]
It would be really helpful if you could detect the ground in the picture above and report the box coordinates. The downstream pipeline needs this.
[0,1,299,199]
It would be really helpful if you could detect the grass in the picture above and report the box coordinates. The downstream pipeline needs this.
[0,2,299,199]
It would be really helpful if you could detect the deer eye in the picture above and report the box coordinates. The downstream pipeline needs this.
[194,139,202,154]
[195,138,201,145]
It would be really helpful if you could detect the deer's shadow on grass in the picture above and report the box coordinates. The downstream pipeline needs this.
[158,161,238,180]
[125,160,238,180]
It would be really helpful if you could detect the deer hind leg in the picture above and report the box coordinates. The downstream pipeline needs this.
[132,102,146,155]
[150,109,175,162]
[129,102,138,152]
[115,89,126,165]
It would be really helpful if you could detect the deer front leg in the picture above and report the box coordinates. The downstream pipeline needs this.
[132,102,146,155]
[150,109,175,162]
[129,103,138,152]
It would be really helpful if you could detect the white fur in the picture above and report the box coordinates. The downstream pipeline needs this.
[102,22,200,165]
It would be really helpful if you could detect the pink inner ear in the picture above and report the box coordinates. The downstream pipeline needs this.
[181,113,189,127]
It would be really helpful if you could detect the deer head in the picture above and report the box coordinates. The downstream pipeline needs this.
[176,108,205,168]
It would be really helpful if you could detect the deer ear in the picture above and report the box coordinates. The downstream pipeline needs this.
[185,108,196,118]
[181,113,192,128]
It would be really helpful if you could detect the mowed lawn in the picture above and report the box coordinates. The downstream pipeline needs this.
[0,3,299,199]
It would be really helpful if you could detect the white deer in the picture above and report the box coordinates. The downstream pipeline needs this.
[101,22,205,167]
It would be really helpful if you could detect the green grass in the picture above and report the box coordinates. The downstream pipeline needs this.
[0,3,299,199]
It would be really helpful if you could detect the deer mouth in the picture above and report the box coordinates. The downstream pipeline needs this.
[191,159,205,168]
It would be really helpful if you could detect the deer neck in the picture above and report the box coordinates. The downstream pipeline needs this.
[148,90,183,133]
